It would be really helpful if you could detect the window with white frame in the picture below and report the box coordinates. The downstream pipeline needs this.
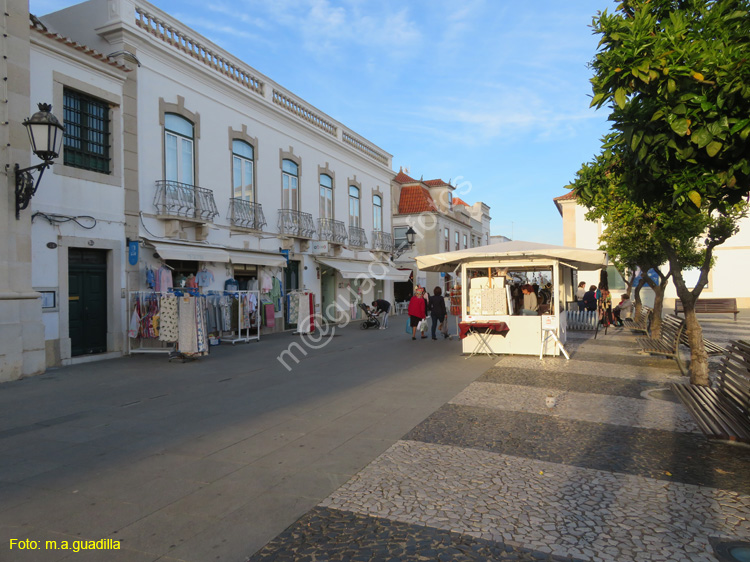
[463,233,468,249]
[165,113,194,184]
[349,185,360,227]
[444,227,450,251]
[455,231,460,250]
[373,194,383,231]
[320,174,333,219]
[282,159,299,210]
[232,140,254,201]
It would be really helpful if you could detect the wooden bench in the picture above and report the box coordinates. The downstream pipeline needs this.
[678,323,725,357]
[675,297,739,321]
[624,305,651,334]
[636,314,687,375]
[671,340,750,443]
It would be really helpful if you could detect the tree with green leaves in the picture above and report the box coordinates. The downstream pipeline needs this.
[587,0,750,385]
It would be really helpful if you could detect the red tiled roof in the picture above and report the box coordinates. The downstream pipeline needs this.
[30,16,131,72]
[398,185,439,214]
[452,197,470,207]
[393,171,418,184]
[423,179,448,187]
[553,191,576,202]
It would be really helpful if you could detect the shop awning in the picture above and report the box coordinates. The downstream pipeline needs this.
[317,258,411,281]
[228,250,287,268]
[415,240,607,272]
[148,240,230,263]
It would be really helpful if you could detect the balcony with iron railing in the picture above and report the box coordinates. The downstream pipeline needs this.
[318,218,348,244]
[228,198,266,231]
[278,209,316,239]
[372,230,394,253]
[153,180,219,222]
[348,226,368,249]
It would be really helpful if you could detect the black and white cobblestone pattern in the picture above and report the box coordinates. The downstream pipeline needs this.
[321,440,750,562]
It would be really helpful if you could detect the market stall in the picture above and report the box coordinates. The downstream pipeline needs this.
[415,241,607,357]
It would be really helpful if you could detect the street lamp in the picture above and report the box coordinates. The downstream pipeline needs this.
[392,226,416,260]
[14,103,64,219]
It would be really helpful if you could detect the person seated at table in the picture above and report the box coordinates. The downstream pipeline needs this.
[520,284,538,316]
[613,293,633,326]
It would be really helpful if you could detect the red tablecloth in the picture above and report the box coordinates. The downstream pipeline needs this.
[458,321,510,340]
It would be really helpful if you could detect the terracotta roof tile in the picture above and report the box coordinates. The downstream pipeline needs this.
[394,171,418,184]
[398,185,439,214]
[452,197,470,207]
[424,179,448,187]
[30,16,131,72]
[553,191,576,202]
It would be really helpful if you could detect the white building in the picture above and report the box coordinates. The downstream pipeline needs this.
[391,170,491,301]
[3,0,404,376]
[553,191,750,308]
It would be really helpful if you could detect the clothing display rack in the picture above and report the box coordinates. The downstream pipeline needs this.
[286,289,316,334]
[127,290,210,360]
[206,290,260,344]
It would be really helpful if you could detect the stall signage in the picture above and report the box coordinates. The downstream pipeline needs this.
[128,241,139,265]
[541,315,556,331]
[310,241,329,254]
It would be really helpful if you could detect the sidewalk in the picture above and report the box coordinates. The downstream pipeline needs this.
[0,318,488,561]
[249,321,750,562]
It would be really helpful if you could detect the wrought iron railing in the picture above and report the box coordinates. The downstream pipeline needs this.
[228,198,266,230]
[348,226,368,248]
[318,218,348,244]
[153,180,219,222]
[278,209,316,238]
[372,230,394,252]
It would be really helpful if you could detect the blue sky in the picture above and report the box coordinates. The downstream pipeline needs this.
[31,0,615,244]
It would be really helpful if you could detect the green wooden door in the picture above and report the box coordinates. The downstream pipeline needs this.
[68,249,108,356]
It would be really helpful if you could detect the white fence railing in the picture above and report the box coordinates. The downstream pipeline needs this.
[566,310,598,331]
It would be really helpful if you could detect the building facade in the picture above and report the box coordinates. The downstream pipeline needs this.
[4,0,402,378]
[553,191,750,308]
[391,170,491,301]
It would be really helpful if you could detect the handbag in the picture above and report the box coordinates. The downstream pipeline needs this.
[405,316,412,334]
[417,318,427,333]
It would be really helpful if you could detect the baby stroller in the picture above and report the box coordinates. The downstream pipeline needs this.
[358,303,380,330]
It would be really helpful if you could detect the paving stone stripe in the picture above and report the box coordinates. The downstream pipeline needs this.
[449,382,699,433]
[478,367,667,399]
[321,440,750,562]
[403,403,750,493]
[247,506,582,562]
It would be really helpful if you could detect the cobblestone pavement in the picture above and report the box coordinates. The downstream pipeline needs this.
[249,318,750,562]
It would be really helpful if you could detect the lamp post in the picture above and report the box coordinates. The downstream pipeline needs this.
[392,226,416,260]
[14,103,64,219]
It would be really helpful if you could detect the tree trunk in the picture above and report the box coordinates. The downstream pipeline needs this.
[650,281,668,340]
[633,277,646,318]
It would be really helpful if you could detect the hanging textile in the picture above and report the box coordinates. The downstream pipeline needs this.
[264,303,275,328]
[160,294,179,342]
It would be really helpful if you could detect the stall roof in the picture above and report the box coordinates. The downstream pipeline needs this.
[317,258,411,281]
[146,240,231,263]
[227,250,286,268]
[415,240,607,272]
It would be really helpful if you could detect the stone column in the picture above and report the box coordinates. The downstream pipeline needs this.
[0,0,46,381]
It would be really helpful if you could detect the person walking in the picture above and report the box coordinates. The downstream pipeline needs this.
[428,287,448,340]
[408,286,428,340]
[371,299,390,329]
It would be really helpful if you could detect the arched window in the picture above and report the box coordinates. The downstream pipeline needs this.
[282,159,299,210]
[165,113,194,184]
[232,140,254,201]
[349,185,360,227]
[373,194,382,231]
[320,174,333,219]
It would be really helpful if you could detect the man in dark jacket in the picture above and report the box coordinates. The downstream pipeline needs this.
[371,299,391,329]
[582,285,598,311]
[428,287,448,340]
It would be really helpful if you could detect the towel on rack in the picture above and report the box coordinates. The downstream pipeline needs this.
[264,303,275,328]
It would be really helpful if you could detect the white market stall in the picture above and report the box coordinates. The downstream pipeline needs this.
[416,240,607,357]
